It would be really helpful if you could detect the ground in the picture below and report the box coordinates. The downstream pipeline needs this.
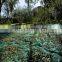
[0,29,62,62]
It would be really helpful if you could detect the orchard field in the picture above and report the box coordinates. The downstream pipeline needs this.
[1,0,62,62]
[0,25,62,62]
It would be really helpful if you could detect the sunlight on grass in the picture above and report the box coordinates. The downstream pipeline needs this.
[21,24,31,29]
[0,24,11,29]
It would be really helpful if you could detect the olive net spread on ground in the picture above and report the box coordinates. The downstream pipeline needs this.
[0,29,62,62]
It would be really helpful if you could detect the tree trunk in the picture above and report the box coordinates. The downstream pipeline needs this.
[0,3,2,17]
[0,8,1,17]
[9,11,12,18]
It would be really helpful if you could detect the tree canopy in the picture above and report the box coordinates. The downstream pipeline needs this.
[0,0,62,24]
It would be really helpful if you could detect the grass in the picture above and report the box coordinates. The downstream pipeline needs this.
[0,25,11,29]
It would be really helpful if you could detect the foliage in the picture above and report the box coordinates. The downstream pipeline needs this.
[1,0,62,24]
[0,29,62,62]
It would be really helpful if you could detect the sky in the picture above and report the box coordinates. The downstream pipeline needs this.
[1,0,44,16]
[15,0,44,9]
[15,0,27,9]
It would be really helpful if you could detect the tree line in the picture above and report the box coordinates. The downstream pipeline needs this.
[0,0,62,24]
